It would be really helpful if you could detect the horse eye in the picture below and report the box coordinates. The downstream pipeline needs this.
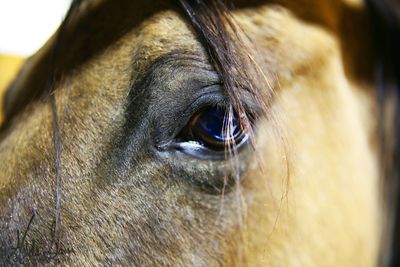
[183,106,247,151]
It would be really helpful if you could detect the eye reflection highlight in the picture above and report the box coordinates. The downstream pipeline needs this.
[188,106,246,150]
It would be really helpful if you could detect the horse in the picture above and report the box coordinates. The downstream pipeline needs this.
[0,0,398,266]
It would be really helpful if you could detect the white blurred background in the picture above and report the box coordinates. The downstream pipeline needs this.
[0,0,71,110]
[0,0,71,56]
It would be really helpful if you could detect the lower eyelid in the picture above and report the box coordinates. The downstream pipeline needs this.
[172,130,250,160]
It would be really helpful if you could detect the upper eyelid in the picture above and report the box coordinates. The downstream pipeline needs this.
[181,84,226,115]
[179,83,263,120]
[125,49,220,118]
[126,49,262,144]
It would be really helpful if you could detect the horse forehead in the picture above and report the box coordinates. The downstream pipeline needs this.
[121,11,204,69]
[1,0,368,124]
[71,10,205,102]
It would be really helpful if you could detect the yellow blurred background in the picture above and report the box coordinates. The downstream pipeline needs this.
[0,54,25,123]
[0,54,25,92]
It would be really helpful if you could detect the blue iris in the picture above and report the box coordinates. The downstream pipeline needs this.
[192,107,243,147]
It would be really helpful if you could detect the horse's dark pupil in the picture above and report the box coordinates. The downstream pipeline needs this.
[194,107,242,144]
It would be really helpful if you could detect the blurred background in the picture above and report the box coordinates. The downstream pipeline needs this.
[0,0,71,120]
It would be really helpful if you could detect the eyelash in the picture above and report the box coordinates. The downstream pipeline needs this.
[174,105,249,159]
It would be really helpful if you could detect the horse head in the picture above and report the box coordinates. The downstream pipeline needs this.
[0,0,398,265]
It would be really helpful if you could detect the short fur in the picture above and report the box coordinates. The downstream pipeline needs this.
[0,0,396,266]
